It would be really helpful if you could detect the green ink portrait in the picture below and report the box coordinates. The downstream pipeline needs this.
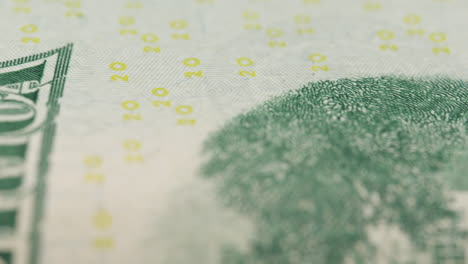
[201,76,468,264]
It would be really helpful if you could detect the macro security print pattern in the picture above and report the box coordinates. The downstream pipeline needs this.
[0,0,467,264]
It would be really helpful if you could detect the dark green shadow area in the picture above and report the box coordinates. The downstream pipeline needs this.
[201,76,468,264]
[0,251,12,264]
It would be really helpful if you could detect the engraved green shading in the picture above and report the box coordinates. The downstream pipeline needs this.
[0,100,35,133]
[0,44,73,264]
[0,62,45,86]
[201,76,468,264]
[0,146,25,190]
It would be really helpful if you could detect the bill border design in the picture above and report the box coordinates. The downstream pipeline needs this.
[0,44,73,264]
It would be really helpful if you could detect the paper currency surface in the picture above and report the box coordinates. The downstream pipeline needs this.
[0,0,467,263]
